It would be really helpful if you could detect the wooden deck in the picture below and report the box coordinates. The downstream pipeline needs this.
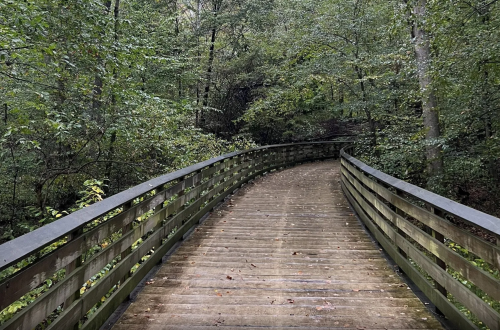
[111,161,444,330]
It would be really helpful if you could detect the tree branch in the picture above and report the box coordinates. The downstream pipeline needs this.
[0,71,60,90]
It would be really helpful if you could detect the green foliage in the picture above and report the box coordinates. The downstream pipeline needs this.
[1,0,500,326]
[76,180,106,208]
[446,241,500,330]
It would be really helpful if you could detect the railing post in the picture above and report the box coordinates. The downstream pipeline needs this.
[268,149,276,169]
[193,169,203,199]
[227,156,239,190]
[278,147,285,168]
[430,207,447,315]
[395,190,409,262]
[241,152,252,185]
[286,146,292,166]
[64,228,83,330]
[251,150,259,175]
[177,175,189,234]
[120,201,133,287]
[261,149,269,172]
[206,163,217,204]
[229,155,238,181]
[373,181,408,272]
[178,175,187,209]
[153,185,166,262]
[295,146,302,163]
[213,162,226,206]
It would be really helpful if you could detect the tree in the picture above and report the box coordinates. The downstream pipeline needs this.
[406,0,443,180]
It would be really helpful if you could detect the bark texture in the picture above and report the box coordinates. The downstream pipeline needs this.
[412,0,443,177]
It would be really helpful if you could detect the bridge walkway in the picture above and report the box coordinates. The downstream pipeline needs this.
[111,160,444,329]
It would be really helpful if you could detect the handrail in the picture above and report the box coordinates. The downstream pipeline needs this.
[340,147,500,330]
[342,150,500,237]
[0,141,346,330]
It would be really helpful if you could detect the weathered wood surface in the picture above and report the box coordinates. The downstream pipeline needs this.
[341,150,500,330]
[111,161,443,330]
[1,142,345,330]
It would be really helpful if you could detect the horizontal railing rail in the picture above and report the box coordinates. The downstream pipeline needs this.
[341,147,500,330]
[0,141,346,330]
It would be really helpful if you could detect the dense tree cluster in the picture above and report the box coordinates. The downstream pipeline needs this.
[1,0,499,241]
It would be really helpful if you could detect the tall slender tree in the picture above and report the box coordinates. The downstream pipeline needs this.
[407,0,443,179]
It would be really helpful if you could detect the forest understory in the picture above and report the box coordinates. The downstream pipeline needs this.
[1,0,499,242]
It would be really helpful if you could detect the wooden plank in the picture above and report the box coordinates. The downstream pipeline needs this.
[430,207,447,315]
[119,201,134,296]
[0,142,345,330]
[108,161,443,330]
[0,151,244,271]
[341,167,500,301]
[342,175,499,330]
[0,178,184,310]
[0,196,143,310]
[47,216,187,330]
[342,158,500,270]
[0,182,185,310]
[63,228,83,327]
[0,200,173,330]
[341,151,500,237]
[79,158,273,330]
[342,181,478,330]
[1,142,342,272]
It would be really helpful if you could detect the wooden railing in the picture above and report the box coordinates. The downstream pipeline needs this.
[0,142,345,330]
[341,147,500,330]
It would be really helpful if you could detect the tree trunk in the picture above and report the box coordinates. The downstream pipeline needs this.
[9,145,18,224]
[355,65,376,148]
[412,0,443,178]
[352,0,376,148]
[195,0,202,127]
[92,1,112,122]
[201,1,220,128]
[104,0,120,194]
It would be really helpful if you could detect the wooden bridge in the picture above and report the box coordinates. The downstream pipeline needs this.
[1,142,499,330]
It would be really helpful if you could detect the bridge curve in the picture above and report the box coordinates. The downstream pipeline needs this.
[110,160,443,329]
[1,142,499,330]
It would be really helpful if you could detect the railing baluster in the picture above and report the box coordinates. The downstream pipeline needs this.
[120,201,133,287]
[64,228,83,330]
[395,190,408,262]
[431,207,447,315]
